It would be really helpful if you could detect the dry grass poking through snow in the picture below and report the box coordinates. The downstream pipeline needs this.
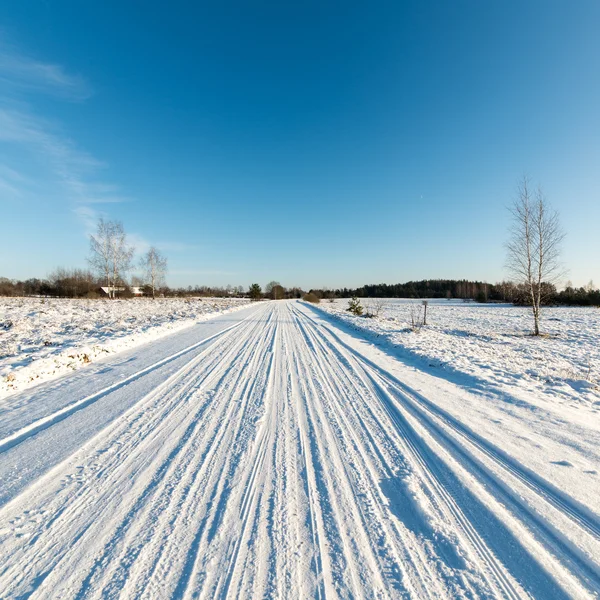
[0,297,249,399]
[316,299,600,406]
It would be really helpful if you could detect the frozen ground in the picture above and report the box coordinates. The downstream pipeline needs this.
[0,297,250,399]
[0,300,598,598]
[317,298,600,407]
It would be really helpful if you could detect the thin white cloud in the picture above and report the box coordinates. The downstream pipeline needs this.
[73,205,100,234]
[0,40,119,222]
[0,176,21,199]
[0,39,183,262]
[0,164,29,183]
[128,233,152,256]
[0,164,29,200]
[0,40,91,101]
[0,107,127,207]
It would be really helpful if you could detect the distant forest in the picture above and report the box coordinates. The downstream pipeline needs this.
[1,275,599,306]
[312,279,600,307]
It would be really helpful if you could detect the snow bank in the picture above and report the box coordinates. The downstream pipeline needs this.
[312,299,600,405]
[0,297,250,399]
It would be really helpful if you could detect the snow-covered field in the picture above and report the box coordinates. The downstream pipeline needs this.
[0,297,250,399]
[316,298,600,407]
[0,301,600,600]
[0,300,599,598]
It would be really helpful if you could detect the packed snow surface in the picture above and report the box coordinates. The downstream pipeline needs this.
[0,296,250,399]
[0,301,599,598]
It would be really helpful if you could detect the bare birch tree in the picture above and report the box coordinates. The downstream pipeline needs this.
[140,246,168,299]
[506,177,565,335]
[88,218,112,293]
[265,281,283,300]
[88,218,134,298]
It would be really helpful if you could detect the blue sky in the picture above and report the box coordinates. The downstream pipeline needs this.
[1,1,599,289]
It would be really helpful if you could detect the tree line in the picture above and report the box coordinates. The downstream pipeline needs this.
[1,272,597,306]
[0,273,307,300]
[2,180,598,325]
[0,218,304,300]
[307,279,600,307]
[316,176,597,336]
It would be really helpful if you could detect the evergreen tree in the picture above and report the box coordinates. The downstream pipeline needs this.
[248,283,262,301]
[347,297,363,315]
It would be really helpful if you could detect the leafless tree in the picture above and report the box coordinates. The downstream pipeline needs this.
[372,298,386,318]
[364,298,387,319]
[506,177,565,335]
[140,246,168,299]
[265,281,284,300]
[88,218,134,298]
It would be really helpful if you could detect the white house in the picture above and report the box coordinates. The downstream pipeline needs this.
[99,286,145,297]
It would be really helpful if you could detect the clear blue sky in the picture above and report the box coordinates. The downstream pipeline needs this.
[1,1,599,289]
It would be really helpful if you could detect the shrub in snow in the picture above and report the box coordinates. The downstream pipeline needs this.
[303,293,320,304]
[364,298,386,319]
[409,302,426,331]
[347,297,363,316]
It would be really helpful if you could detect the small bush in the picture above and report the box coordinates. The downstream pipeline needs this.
[409,302,425,331]
[303,293,320,303]
[347,297,363,316]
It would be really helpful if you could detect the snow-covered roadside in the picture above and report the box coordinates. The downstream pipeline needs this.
[299,301,600,521]
[0,297,251,399]
[310,299,600,407]
[295,302,600,596]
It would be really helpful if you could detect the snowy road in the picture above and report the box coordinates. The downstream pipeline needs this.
[0,301,599,599]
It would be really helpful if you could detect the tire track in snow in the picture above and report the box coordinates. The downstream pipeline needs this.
[0,309,259,456]
[383,374,600,539]
[0,304,274,598]
[290,334,384,596]
[172,311,280,599]
[290,310,423,596]
[107,306,278,599]
[297,302,600,598]
[289,301,485,598]
[291,307,477,597]
[290,304,490,599]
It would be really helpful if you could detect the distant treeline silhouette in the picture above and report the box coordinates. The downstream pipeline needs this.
[0,271,304,300]
[0,272,248,299]
[311,279,600,307]
[1,275,598,306]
